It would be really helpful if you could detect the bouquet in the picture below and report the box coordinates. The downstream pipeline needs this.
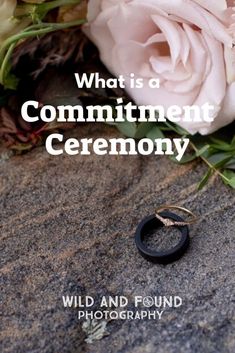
[0,0,235,188]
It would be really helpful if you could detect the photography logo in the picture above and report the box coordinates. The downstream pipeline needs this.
[62,295,183,321]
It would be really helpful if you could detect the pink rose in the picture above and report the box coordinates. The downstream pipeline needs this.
[84,0,235,135]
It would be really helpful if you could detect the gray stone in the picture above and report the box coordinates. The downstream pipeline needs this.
[1,125,235,353]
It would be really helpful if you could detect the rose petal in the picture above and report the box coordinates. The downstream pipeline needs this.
[134,0,233,46]
[164,25,210,93]
[113,40,158,77]
[179,32,227,134]
[193,0,228,14]
[107,3,157,44]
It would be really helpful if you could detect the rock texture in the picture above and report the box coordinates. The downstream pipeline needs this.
[1,125,235,353]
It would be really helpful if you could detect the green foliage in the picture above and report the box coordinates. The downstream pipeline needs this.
[189,131,235,189]
[15,0,81,23]
[0,0,85,89]
[116,119,235,189]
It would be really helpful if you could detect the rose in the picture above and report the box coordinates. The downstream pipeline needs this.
[84,0,235,135]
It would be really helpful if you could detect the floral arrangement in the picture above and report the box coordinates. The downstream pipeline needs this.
[0,0,235,188]
[0,0,86,88]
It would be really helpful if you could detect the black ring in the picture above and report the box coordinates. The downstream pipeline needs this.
[135,211,190,264]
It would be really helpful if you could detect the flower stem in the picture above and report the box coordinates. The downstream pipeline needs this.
[189,140,230,183]
[1,18,86,57]
[0,18,86,88]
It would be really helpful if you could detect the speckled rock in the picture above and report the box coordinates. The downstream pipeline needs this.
[1,125,235,353]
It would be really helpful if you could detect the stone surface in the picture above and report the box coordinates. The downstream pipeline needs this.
[1,125,235,353]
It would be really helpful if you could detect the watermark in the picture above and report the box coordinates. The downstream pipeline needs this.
[62,295,183,321]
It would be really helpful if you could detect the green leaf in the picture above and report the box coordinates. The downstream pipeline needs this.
[214,156,233,169]
[195,144,210,157]
[170,153,197,164]
[146,126,165,141]
[164,121,189,136]
[134,123,156,139]
[222,170,235,189]
[198,169,213,190]
[116,121,137,137]
[225,157,235,170]
[209,137,235,152]
[207,152,233,166]
[226,179,235,188]
[231,135,235,146]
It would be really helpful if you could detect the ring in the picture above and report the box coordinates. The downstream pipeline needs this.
[155,205,198,226]
[135,211,190,264]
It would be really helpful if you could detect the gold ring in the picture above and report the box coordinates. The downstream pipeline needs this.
[155,205,198,227]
